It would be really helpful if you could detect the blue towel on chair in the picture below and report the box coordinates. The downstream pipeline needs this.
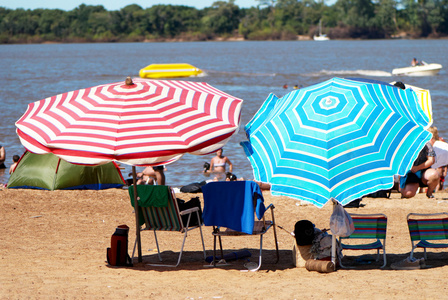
[202,181,265,234]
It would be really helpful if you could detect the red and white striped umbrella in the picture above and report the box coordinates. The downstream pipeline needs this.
[16,78,243,166]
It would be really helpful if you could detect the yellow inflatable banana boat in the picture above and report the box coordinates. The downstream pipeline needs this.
[139,63,203,79]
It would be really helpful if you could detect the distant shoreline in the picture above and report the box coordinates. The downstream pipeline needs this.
[5,35,447,45]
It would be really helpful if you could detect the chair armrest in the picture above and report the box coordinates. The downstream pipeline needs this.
[179,206,200,215]
[265,203,274,210]
[265,203,275,215]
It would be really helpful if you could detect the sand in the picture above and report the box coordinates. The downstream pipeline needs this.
[2,187,448,299]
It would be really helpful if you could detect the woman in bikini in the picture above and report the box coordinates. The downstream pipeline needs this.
[207,148,233,181]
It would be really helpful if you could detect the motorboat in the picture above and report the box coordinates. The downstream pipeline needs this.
[392,62,442,76]
[139,63,203,79]
[313,19,330,41]
[313,34,330,41]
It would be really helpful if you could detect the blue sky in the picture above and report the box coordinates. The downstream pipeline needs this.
[0,0,260,11]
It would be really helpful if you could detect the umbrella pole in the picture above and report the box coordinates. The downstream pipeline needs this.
[331,201,337,271]
[132,166,142,263]
[331,234,336,271]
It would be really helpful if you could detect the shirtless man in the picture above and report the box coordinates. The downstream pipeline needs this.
[9,155,20,174]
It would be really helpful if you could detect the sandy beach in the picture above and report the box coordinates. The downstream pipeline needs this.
[2,187,448,299]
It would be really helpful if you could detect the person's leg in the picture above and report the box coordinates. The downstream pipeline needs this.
[400,182,419,198]
[421,169,440,197]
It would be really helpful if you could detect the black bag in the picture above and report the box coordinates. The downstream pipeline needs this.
[176,197,203,227]
[365,189,392,198]
[180,181,207,193]
[294,220,315,246]
[344,199,362,208]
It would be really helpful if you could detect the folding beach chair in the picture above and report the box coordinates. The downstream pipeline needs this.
[202,181,279,271]
[338,213,388,268]
[407,212,448,260]
[129,185,206,267]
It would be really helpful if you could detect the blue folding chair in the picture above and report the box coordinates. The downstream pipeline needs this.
[202,181,279,271]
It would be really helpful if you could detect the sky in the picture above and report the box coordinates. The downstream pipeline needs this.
[0,0,260,11]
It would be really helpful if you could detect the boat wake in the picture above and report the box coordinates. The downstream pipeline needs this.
[308,69,392,77]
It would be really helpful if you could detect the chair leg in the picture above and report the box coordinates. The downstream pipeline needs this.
[213,235,217,266]
[381,248,387,268]
[153,230,162,261]
[337,240,347,269]
[147,229,188,267]
[218,235,224,258]
[196,211,206,260]
[269,208,280,263]
[272,223,280,263]
[410,246,416,260]
[254,235,263,271]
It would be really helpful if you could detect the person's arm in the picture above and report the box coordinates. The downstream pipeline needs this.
[142,167,155,177]
[411,156,435,173]
[226,157,233,173]
[208,158,215,173]
[0,146,5,162]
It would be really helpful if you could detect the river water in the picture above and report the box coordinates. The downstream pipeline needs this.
[1,40,447,186]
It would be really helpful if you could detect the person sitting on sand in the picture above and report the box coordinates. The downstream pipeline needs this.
[136,166,156,185]
[225,172,239,181]
[9,155,19,174]
[135,165,166,185]
[400,127,439,198]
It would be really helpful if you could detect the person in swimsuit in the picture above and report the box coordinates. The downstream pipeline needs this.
[0,145,6,169]
[207,148,233,181]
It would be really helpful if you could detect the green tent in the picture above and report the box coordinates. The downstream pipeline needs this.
[7,151,125,190]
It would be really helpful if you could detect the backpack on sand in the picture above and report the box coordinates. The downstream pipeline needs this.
[107,224,133,267]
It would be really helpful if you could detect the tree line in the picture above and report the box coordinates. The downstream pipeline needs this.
[0,0,447,44]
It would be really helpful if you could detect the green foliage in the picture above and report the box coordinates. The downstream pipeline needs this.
[0,0,446,43]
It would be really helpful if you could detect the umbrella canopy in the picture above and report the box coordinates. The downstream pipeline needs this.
[241,77,431,208]
[15,77,243,263]
[390,81,433,125]
[16,78,242,166]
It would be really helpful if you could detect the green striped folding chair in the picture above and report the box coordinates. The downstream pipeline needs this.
[338,213,388,268]
[407,212,448,260]
[130,185,206,267]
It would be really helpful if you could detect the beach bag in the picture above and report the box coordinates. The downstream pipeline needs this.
[365,189,392,198]
[107,225,133,267]
[177,197,203,227]
[180,181,207,193]
[330,204,355,237]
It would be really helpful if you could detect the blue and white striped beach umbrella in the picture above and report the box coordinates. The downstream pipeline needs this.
[241,77,432,207]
